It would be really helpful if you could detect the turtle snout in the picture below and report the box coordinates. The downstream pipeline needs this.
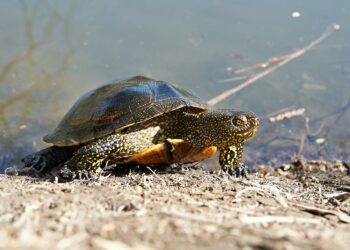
[251,115,259,128]
[243,111,259,127]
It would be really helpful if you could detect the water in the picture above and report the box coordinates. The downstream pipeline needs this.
[1,0,350,172]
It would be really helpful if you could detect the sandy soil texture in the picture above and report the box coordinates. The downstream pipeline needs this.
[0,165,349,250]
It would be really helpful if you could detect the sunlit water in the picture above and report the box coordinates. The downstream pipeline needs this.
[1,0,350,172]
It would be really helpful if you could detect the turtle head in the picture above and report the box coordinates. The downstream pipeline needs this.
[185,109,259,148]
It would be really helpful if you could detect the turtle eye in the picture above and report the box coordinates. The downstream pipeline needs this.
[232,115,248,127]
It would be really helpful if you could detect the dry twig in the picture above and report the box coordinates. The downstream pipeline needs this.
[208,24,340,106]
[268,108,306,123]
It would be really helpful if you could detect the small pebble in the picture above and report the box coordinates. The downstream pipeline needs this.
[291,11,301,18]
[4,167,18,176]
[333,24,341,30]
[315,138,326,145]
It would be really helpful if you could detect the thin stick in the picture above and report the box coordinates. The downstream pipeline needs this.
[268,107,305,123]
[298,115,310,156]
[216,75,250,83]
[208,24,340,106]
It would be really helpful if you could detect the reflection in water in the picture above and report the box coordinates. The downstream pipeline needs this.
[0,1,77,171]
[0,0,350,172]
[247,100,350,169]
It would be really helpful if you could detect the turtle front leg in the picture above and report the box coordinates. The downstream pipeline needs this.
[219,143,247,177]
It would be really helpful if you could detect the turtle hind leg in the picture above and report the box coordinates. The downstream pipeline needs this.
[19,146,80,175]
[60,127,160,179]
[61,134,136,178]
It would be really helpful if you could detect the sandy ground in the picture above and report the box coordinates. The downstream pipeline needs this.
[0,163,349,250]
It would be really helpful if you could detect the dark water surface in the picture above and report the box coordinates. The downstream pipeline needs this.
[1,0,350,172]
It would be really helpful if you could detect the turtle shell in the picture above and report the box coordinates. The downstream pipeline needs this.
[44,76,207,146]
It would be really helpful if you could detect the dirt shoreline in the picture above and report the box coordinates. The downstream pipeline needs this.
[0,164,349,250]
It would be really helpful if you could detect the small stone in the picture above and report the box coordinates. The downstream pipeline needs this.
[4,167,18,176]
[315,138,326,145]
[333,24,341,30]
[291,11,301,18]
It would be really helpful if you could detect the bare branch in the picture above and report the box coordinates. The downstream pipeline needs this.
[208,24,340,106]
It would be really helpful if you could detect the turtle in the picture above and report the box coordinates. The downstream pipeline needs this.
[21,76,259,178]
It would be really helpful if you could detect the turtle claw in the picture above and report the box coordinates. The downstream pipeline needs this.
[223,163,248,178]
[59,165,75,180]
[59,165,91,180]
[22,154,47,173]
[235,164,248,178]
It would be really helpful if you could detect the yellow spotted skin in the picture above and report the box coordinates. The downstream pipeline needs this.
[59,109,258,178]
[60,127,160,175]
[23,108,258,179]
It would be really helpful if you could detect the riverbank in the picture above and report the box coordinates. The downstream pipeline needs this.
[0,163,349,250]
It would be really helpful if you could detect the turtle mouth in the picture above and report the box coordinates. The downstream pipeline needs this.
[245,115,259,136]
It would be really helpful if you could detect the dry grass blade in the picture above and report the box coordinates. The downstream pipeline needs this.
[239,215,322,225]
[146,166,166,186]
[240,180,289,208]
[160,209,223,224]
[294,203,350,223]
